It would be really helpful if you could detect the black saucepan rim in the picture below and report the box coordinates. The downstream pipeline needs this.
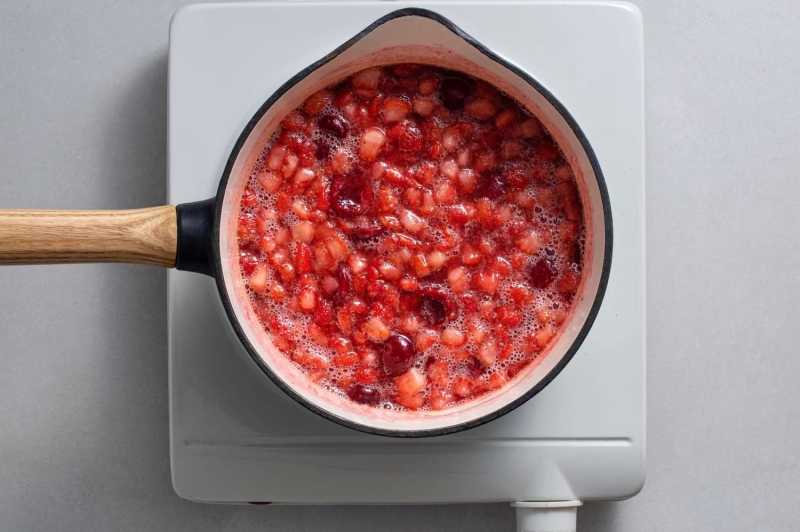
[209,7,613,438]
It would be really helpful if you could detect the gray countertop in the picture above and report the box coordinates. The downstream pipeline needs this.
[1,1,799,530]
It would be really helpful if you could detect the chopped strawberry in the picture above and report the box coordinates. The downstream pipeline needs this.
[313,299,334,327]
[534,140,561,162]
[241,187,257,207]
[558,271,581,293]
[488,372,507,390]
[239,249,259,276]
[418,74,439,95]
[464,98,497,120]
[494,107,519,130]
[453,377,472,398]
[412,96,435,117]
[476,337,499,366]
[282,110,307,131]
[497,307,523,327]
[473,268,501,295]
[415,329,439,351]
[441,327,466,347]
[395,368,426,397]
[395,393,424,410]
[368,94,385,117]
[334,352,359,367]
[383,96,412,123]
[388,119,423,153]
[274,192,291,214]
[268,282,287,301]
[429,388,454,410]
[352,68,382,89]
[247,264,268,293]
[359,127,385,161]
[288,136,317,167]
[534,326,554,348]
[509,284,534,306]
[304,90,333,114]
[356,365,379,384]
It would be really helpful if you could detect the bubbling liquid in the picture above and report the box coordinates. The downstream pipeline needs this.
[235,64,585,411]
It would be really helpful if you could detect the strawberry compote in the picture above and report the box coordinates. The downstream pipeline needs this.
[236,64,585,411]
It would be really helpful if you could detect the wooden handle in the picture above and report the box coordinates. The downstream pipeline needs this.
[0,206,177,267]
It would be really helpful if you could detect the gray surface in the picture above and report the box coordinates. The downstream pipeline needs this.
[0,0,798,530]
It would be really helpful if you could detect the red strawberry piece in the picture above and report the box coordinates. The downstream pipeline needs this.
[459,293,479,314]
[474,123,502,149]
[507,360,529,379]
[473,149,497,173]
[267,313,293,337]
[494,107,519,130]
[295,243,313,274]
[558,271,581,293]
[275,192,291,214]
[383,166,414,187]
[418,118,441,144]
[334,265,352,304]
[474,80,499,101]
[509,284,534,306]
[453,377,472,398]
[387,120,423,153]
[395,392,424,410]
[534,326,554,348]
[333,85,354,108]
[334,352,359,367]
[383,96,411,123]
[504,165,529,188]
[414,160,438,186]
[393,64,421,77]
[237,212,257,242]
[304,90,333,114]
[474,171,508,200]
[500,140,526,160]
[464,98,497,121]
[313,299,334,327]
[427,360,450,387]
[239,249,259,276]
[378,76,398,93]
[351,221,385,240]
[281,110,307,131]
[395,367,426,397]
[534,140,560,162]
[315,141,331,160]
[418,74,439,95]
[355,365,379,384]
[371,299,397,323]
[288,136,316,167]
[241,187,257,207]
[497,307,523,327]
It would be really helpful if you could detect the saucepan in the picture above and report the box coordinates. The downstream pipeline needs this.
[0,8,611,437]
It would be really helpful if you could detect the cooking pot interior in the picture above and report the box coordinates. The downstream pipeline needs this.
[215,10,610,435]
